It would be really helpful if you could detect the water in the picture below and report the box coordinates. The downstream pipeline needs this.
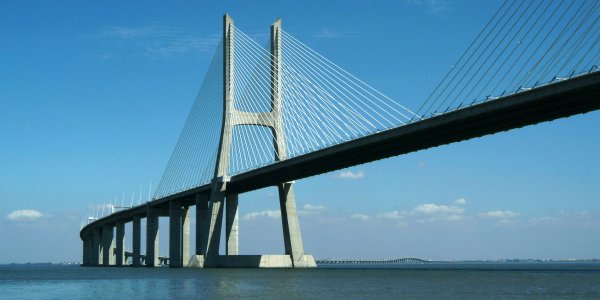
[1,263,599,299]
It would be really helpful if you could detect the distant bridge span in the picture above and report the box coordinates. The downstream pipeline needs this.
[317,258,429,265]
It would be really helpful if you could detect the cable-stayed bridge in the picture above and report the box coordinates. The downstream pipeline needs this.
[81,1,600,268]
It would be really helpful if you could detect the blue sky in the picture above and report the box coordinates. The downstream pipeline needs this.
[1,0,598,263]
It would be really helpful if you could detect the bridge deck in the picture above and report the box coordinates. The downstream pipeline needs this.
[228,71,600,193]
[81,71,600,237]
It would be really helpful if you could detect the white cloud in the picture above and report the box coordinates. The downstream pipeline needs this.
[479,210,520,219]
[242,210,281,220]
[351,213,369,221]
[6,209,43,221]
[444,214,465,222]
[335,171,365,179]
[377,211,405,219]
[299,204,327,216]
[303,204,326,211]
[403,201,469,223]
[100,24,220,57]
[454,198,467,205]
[377,201,467,223]
[412,203,465,215]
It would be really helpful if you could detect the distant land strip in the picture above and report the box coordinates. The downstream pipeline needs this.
[316,258,429,264]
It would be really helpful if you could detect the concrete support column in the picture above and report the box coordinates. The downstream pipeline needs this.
[205,183,225,257]
[182,206,190,266]
[278,182,305,262]
[82,235,87,265]
[146,207,159,267]
[101,224,115,266]
[225,193,239,255]
[115,221,125,266]
[92,228,101,265]
[83,234,93,265]
[132,215,141,267]
[195,193,209,255]
[169,201,183,268]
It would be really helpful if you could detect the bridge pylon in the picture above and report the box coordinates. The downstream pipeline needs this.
[188,14,316,268]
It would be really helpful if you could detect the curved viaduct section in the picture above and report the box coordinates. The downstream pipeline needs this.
[80,13,600,269]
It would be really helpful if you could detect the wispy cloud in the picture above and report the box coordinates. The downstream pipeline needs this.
[527,211,598,227]
[454,198,467,205]
[304,204,326,211]
[403,0,459,15]
[378,199,469,223]
[314,29,342,39]
[299,204,327,216]
[313,29,359,40]
[6,209,43,221]
[335,170,365,179]
[102,25,175,39]
[479,210,520,219]
[351,213,370,221]
[243,210,281,220]
[377,211,405,220]
[412,203,465,215]
[99,24,220,58]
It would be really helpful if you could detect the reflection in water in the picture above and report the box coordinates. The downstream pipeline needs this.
[0,264,599,299]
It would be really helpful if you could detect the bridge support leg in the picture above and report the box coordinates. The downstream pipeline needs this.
[83,234,93,266]
[278,182,316,267]
[204,184,225,266]
[188,194,209,268]
[195,193,209,256]
[82,237,87,266]
[115,221,125,266]
[92,228,101,265]
[182,205,190,266]
[226,193,239,255]
[132,215,141,266]
[101,224,115,266]
[169,201,183,268]
[146,208,159,267]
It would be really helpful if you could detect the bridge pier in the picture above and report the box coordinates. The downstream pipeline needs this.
[195,194,209,255]
[169,202,182,267]
[115,221,125,266]
[188,193,209,267]
[92,228,101,265]
[82,234,93,266]
[168,201,190,268]
[146,207,159,267]
[203,181,225,267]
[182,205,190,266]
[225,193,238,255]
[278,182,314,267]
[101,224,115,266]
[132,215,141,266]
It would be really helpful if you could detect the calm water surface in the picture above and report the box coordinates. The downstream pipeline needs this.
[1,263,599,299]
